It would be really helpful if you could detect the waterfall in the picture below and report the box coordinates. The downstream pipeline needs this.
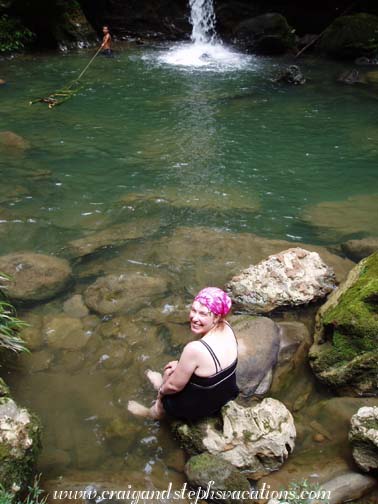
[159,0,248,68]
[189,0,217,45]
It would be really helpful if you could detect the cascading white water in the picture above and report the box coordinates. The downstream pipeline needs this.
[189,0,217,45]
[159,0,248,68]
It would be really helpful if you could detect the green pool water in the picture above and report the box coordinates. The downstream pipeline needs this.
[1,43,378,489]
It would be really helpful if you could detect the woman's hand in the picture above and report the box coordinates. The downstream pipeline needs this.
[164,360,178,376]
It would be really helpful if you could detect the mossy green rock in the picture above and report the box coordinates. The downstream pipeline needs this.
[185,453,250,504]
[0,397,41,492]
[309,252,378,396]
[234,13,296,54]
[319,13,378,59]
[171,416,221,455]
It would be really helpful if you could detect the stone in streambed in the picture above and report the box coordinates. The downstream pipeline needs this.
[0,398,41,492]
[0,253,72,303]
[303,193,378,238]
[341,237,378,262]
[43,315,91,350]
[233,316,280,398]
[174,399,296,479]
[83,272,168,315]
[0,131,30,151]
[349,406,378,472]
[309,253,378,396]
[227,247,336,315]
[185,453,250,504]
[63,294,89,318]
[119,186,260,212]
[66,219,160,258]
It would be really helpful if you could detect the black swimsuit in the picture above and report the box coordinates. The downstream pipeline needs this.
[162,326,239,421]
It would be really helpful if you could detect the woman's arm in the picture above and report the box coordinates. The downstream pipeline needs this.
[159,343,199,395]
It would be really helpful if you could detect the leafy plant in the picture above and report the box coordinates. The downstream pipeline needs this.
[0,273,28,354]
[0,475,47,504]
[276,479,330,504]
[0,15,35,53]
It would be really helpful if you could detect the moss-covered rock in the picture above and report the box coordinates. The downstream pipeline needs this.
[171,416,221,455]
[319,13,378,59]
[349,406,378,472]
[0,378,10,398]
[185,453,250,504]
[309,252,378,396]
[234,13,296,55]
[0,397,41,493]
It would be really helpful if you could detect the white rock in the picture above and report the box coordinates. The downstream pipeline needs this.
[226,247,336,314]
[202,398,296,478]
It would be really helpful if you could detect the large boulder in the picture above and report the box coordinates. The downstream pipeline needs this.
[174,399,296,479]
[349,406,378,472]
[185,453,251,504]
[309,252,378,396]
[83,272,168,315]
[0,252,72,302]
[233,316,280,397]
[319,14,378,59]
[0,397,41,492]
[226,248,336,315]
[234,13,296,54]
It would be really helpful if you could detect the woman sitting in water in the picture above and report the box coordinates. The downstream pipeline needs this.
[128,287,238,421]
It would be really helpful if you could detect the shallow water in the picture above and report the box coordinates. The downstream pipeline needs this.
[1,42,378,489]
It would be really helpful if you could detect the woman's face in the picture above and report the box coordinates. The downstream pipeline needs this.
[189,300,218,336]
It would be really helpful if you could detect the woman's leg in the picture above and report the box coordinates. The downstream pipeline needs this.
[127,396,165,420]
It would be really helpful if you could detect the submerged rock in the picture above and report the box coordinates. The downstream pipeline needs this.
[0,131,30,151]
[274,65,306,85]
[63,294,89,318]
[303,194,378,238]
[0,252,72,302]
[43,314,91,350]
[66,219,160,258]
[226,248,336,314]
[349,406,378,472]
[185,453,250,504]
[309,252,378,396]
[119,186,260,212]
[174,399,295,479]
[337,69,366,85]
[341,237,378,262]
[233,316,280,397]
[234,13,296,54]
[83,272,168,315]
[0,397,41,492]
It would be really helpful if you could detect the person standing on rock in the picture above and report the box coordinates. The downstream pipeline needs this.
[101,25,113,57]
[128,287,239,421]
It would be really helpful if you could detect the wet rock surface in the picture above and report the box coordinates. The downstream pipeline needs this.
[83,272,169,315]
[341,237,378,262]
[349,406,378,472]
[227,247,336,314]
[234,13,296,54]
[233,316,280,397]
[0,252,72,302]
[303,193,378,238]
[185,453,250,504]
[0,397,41,491]
[174,399,296,479]
[309,252,378,396]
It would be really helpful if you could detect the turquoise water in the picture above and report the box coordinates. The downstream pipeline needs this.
[1,43,378,488]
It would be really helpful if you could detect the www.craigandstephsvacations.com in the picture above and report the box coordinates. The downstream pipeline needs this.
[52,481,332,503]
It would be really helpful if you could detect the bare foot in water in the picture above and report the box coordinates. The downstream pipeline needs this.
[127,400,152,418]
[145,370,163,390]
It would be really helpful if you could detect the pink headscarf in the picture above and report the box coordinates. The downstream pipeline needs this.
[194,287,232,317]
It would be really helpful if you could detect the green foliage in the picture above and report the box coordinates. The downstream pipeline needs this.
[0,273,28,354]
[0,15,34,53]
[277,479,330,504]
[0,475,47,504]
